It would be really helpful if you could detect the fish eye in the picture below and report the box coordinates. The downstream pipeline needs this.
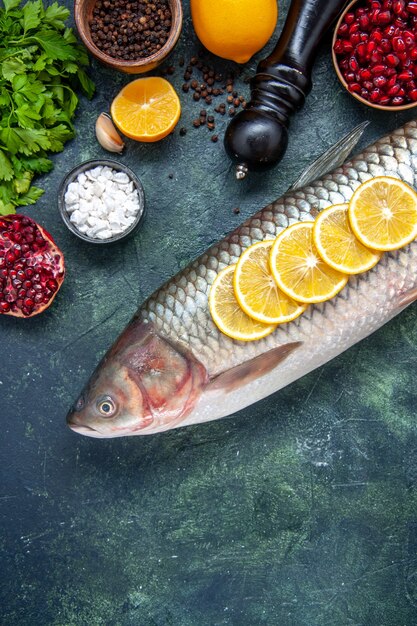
[97,397,116,417]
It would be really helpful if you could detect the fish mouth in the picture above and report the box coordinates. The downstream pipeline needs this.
[67,421,108,438]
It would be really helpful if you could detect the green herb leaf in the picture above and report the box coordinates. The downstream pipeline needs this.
[22,0,42,32]
[1,57,27,81]
[4,0,22,13]
[34,30,77,60]
[0,150,14,181]
[0,0,95,214]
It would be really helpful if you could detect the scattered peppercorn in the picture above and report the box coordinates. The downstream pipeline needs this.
[89,0,172,61]
[233,207,241,214]
[179,127,187,136]
[227,95,234,104]
[168,172,174,179]
[211,135,218,143]
[193,119,201,128]
[229,107,236,116]
[182,83,189,93]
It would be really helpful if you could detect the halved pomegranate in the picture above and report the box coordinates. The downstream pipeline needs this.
[0,214,65,317]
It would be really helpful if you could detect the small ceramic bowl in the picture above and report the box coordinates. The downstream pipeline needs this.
[74,0,183,74]
[332,0,417,112]
[58,159,145,245]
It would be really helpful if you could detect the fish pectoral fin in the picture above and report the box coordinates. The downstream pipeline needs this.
[289,121,370,191]
[208,342,302,393]
[397,287,417,309]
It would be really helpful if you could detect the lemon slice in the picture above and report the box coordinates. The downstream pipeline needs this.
[314,204,381,275]
[270,222,348,304]
[209,265,276,341]
[233,240,306,324]
[348,176,417,251]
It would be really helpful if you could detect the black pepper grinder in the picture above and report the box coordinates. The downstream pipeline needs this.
[224,0,349,179]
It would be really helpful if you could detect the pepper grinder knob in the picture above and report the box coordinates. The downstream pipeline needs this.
[224,0,349,179]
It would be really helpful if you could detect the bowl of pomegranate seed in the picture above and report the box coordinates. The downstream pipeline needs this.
[332,0,417,110]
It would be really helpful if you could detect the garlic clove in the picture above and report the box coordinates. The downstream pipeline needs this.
[95,112,125,153]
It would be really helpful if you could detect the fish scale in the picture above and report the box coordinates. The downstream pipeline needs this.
[141,121,417,379]
[68,120,417,436]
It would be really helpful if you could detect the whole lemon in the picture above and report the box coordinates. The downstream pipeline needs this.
[191,0,278,64]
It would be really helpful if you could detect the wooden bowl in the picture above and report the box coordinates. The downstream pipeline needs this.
[332,0,417,112]
[74,0,183,74]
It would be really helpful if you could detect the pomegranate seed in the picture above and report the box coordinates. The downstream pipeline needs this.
[388,82,401,94]
[360,68,373,80]
[370,88,382,101]
[338,23,349,36]
[407,2,417,15]
[384,24,396,36]
[377,10,392,23]
[391,95,405,104]
[380,38,392,51]
[345,12,355,24]
[343,41,354,53]
[371,63,388,73]
[386,52,400,65]
[410,47,417,59]
[371,28,383,42]
[0,302,10,312]
[398,87,406,95]
[371,8,381,22]
[387,74,398,87]
[398,70,413,80]
[359,13,371,29]
[363,80,374,90]
[349,55,359,71]
[334,39,344,54]
[408,88,417,99]
[349,82,362,93]
[374,75,388,87]
[360,32,370,42]
[393,0,405,14]
[392,36,406,51]
[356,42,367,57]
[371,51,384,62]
[351,32,361,45]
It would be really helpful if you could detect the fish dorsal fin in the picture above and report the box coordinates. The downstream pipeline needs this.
[208,342,302,393]
[290,121,370,191]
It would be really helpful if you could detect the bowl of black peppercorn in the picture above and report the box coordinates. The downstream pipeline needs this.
[75,0,183,74]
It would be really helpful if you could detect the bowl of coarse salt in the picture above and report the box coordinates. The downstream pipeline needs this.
[58,159,145,244]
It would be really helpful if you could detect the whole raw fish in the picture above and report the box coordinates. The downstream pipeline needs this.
[67,120,417,438]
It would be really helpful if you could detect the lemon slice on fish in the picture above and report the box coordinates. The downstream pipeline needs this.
[270,222,348,304]
[348,176,417,252]
[233,240,306,324]
[209,265,276,341]
[314,204,381,275]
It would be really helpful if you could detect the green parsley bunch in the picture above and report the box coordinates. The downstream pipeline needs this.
[0,0,95,214]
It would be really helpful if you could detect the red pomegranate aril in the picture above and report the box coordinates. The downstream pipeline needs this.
[0,302,10,312]
[363,80,374,90]
[393,0,404,14]
[379,95,392,104]
[370,87,382,101]
[343,41,354,53]
[334,39,344,54]
[367,40,377,54]
[359,68,372,80]
[371,63,388,73]
[349,82,362,93]
[361,88,370,98]
[356,42,367,57]
[345,11,355,24]
[397,86,406,95]
[371,8,381,23]
[391,95,405,104]
[408,88,417,99]
[349,55,359,71]
[359,13,371,29]
[377,10,392,23]
[380,37,392,51]
[338,23,349,36]
[392,35,406,51]
[371,51,384,62]
[398,69,413,80]
[351,32,361,45]
[407,2,417,15]
[386,52,400,65]
[371,28,383,41]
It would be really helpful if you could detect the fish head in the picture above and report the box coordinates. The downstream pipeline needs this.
[67,321,208,437]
